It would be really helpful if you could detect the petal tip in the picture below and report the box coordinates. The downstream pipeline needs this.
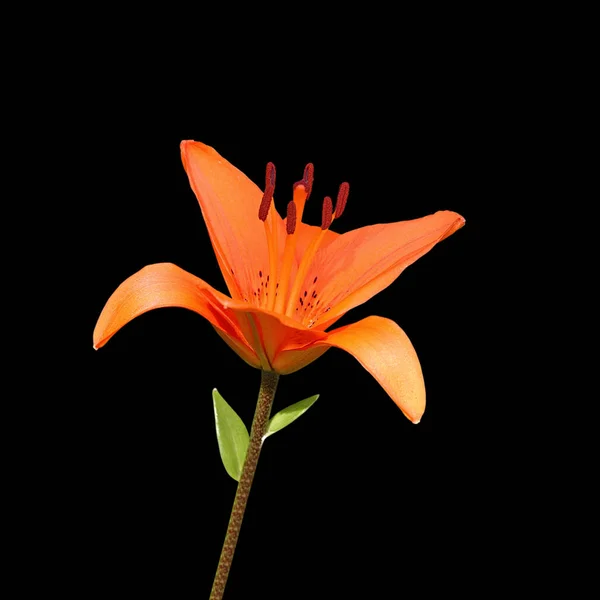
[439,211,466,241]
[180,139,213,155]
[452,213,466,232]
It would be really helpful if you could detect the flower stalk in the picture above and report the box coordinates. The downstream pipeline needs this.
[210,370,280,599]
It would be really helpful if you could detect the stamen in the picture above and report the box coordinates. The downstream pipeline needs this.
[267,161,276,188]
[256,162,280,311]
[258,162,276,221]
[286,201,297,235]
[304,163,314,198]
[321,196,333,230]
[334,182,349,218]
[273,164,348,322]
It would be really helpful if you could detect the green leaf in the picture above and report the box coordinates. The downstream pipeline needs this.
[212,389,249,482]
[264,394,320,439]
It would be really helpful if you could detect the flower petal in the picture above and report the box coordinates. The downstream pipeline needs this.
[208,297,329,374]
[294,221,339,262]
[317,316,425,423]
[93,263,260,368]
[180,141,285,300]
[306,211,465,330]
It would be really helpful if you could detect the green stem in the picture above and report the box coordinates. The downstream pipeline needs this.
[210,370,280,600]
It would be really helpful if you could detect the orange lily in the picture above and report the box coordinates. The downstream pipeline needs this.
[94,141,464,423]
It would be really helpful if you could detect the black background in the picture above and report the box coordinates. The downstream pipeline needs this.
[77,46,487,598]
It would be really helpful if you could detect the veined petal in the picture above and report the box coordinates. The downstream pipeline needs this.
[294,222,339,262]
[180,141,285,300]
[211,298,329,373]
[317,316,425,423]
[308,211,465,330]
[93,263,260,368]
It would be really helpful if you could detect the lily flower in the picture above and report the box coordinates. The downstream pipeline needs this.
[94,141,464,423]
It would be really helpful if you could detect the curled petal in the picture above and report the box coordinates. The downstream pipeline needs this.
[317,316,425,423]
[93,263,260,368]
[215,299,328,372]
[271,345,330,375]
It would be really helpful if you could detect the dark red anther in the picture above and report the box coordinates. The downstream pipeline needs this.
[293,162,314,200]
[303,163,314,198]
[286,201,297,234]
[321,196,333,230]
[266,161,276,189]
[258,162,276,221]
[335,182,349,218]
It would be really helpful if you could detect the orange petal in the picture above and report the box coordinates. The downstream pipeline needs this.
[209,298,329,373]
[309,211,465,330]
[271,345,330,375]
[93,263,260,368]
[294,221,339,263]
[317,316,425,423]
[180,141,285,300]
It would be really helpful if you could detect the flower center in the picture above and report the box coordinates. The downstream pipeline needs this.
[257,162,349,327]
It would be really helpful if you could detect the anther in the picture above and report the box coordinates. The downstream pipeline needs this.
[321,196,333,230]
[303,163,314,199]
[286,201,297,235]
[258,162,276,221]
[335,182,349,218]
